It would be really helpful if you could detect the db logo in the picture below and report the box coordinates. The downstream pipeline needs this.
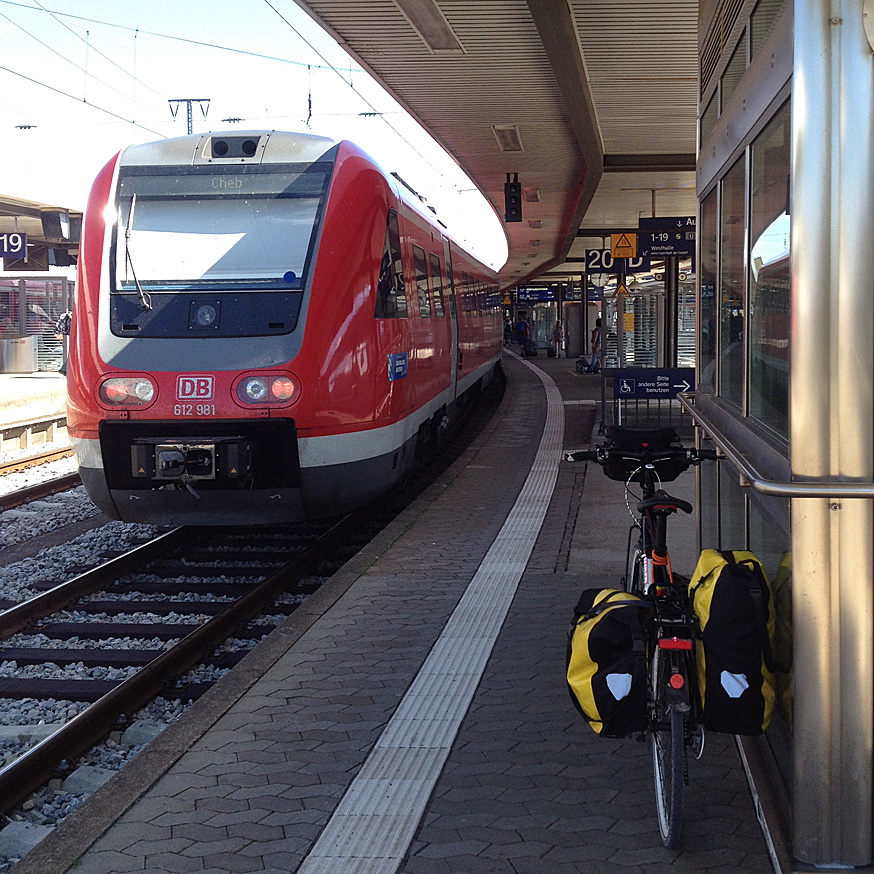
[177,375,214,400]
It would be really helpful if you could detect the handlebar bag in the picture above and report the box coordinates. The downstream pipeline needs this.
[602,426,689,483]
[566,588,649,736]
[688,549,776,735]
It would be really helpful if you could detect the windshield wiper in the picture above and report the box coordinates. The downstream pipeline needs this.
[125,194,152,310]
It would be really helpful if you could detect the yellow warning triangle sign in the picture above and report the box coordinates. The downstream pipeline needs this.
[611,233,637,259]
[616,282,629,296]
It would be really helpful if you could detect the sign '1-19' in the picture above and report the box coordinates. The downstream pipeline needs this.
[0,233,26,258]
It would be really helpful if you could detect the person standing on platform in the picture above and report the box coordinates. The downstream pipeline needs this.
[589,317,602,373]
[516,316,529,348]
[551,319,563,358]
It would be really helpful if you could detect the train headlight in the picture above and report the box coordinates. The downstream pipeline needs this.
[244,378,268,401]
[99,376,156,406]
[234,372,300,406]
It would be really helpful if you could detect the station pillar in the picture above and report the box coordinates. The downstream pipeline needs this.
[791,0,874,864]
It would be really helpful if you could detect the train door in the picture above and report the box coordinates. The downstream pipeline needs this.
[442,238,459,399]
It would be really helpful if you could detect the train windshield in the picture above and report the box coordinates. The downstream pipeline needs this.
[112,163,330,292]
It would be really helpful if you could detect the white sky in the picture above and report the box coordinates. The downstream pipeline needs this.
[0,0,508,269]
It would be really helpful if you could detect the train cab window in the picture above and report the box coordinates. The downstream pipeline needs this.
[429,253,445,318]
[109,162,331,338]
[462,272,472,315]
[375,210,407,319]
[413,244,431,318]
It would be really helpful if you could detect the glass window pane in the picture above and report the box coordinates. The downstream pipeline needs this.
[414,245,431,318]
[749,102,791,437]
[751,0,784,61]
[719,465,747,550]
[721,35,747,110]
[719,157,746,408]
[699,189,718,393]
[430,253,445,318]
[749,498,793,768]
[701,91,718,146]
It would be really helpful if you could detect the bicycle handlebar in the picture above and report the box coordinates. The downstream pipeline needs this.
[565,446,719,466]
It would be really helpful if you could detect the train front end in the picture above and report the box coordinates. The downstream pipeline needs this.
[68,131,393,526]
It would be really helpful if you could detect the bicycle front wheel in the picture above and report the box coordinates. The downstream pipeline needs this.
[650,647,686,848]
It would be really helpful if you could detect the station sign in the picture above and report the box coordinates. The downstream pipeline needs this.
[638,217,696,231]
[613,367,695,400]
[637,216,696,258]
[0,233,26,258]
[611,232,637,259]
[638,231,696,258]
[517,286,557,302]
[585,249,651,275]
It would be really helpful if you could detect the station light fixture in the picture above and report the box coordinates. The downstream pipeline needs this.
[394,0,463,52]
[493,125,523,153]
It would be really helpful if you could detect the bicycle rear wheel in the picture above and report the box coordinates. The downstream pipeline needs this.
[626,547,645,594]
[650,646,686,848]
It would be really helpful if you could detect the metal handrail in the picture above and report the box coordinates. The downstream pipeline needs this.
[677,393,874,499]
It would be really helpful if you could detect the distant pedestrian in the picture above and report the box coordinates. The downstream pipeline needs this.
[516,317,529,347]
[589,317,602,373]
[503,320,512,346]
[54,310,72,375]
[551,319,563,358]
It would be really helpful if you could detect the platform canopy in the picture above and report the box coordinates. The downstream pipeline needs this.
[292,0,698,287]
[0,194,81,270]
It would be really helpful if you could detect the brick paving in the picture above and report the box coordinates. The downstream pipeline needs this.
[17,353,774,874]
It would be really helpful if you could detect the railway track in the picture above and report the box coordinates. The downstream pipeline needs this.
[0,515,367,814]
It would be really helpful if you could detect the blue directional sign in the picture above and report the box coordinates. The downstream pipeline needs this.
[0,232,26,258]
[613,368,695,400]
[637,216,695,258]
[638,216,696,231]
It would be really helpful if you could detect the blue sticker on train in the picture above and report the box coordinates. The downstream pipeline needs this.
[388,352,408,381]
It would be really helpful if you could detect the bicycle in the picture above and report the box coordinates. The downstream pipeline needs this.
[567,425,719,848]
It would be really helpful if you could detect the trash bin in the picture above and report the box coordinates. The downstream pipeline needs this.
[0,336,37,373]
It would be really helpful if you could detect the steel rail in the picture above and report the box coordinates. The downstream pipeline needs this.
[677,393,874,499]
[0,471,82,511]
[0,446,72,475]
[0,511,359,815]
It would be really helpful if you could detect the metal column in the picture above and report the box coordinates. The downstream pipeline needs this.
[791,0,874,864]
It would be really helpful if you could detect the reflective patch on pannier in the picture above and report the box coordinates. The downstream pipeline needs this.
[688,550,776,735]
[566,588,649,737]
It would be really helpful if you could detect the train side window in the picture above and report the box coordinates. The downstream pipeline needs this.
[413,244,431,318]
[374,210,407,319]
[445,252,457,316]
[429,253,445,318]
[463,272,472,315]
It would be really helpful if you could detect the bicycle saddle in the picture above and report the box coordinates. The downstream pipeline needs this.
[637,489,693,515]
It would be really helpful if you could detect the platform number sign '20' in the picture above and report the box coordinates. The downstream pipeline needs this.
[0,233,26,258]
[585,249,649,275]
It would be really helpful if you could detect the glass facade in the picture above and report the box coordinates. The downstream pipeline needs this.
[719,157,746,408]
[749,102,791,437]
[699,190,717,393]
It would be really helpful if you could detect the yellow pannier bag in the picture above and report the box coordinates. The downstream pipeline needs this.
[688,550,776,735]
[566,588,649,737]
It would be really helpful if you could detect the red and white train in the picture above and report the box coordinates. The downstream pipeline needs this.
[67,131,503,525]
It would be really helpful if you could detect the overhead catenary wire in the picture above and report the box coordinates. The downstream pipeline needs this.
[0,63,164,136]
[0,0,352,71]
